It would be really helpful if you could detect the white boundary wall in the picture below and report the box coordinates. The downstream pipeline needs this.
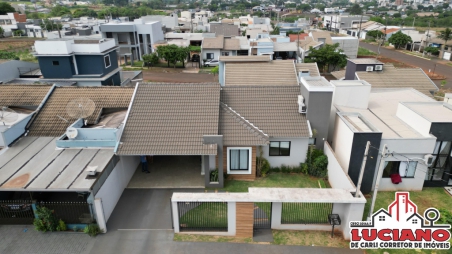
[94,156,140,224]
[171,188,366,240]
[324,141,356,191]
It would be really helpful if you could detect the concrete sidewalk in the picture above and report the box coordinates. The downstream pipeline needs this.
[0,225,363,254]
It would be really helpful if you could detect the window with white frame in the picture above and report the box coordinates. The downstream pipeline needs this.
[104,55,111,68]
[227,147,252,174]
[382,161,417,178]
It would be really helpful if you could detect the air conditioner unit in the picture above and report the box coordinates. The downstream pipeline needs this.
[366,66,374,72]
[424,154,434,167]
[298,95,306,113]
[375,65,383,71]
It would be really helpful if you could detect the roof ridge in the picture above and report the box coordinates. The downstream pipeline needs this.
[220,102,269,141]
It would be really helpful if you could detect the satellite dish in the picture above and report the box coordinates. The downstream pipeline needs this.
[66,98,96,119]
[0,107,19,125]
[66,127,78,139]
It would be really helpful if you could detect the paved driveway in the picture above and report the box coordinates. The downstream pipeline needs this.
[359,42,452,88]
[106,189,203,231]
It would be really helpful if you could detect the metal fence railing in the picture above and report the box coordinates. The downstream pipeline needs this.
[0,200,35,225]
[38,202,92,224]
[281,202,332,224]
[178,201,228,232]
[254,202,272,229]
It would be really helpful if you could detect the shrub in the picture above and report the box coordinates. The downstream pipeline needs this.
[210,168,219,182]
[437,209,452,232]
[256,157,270,177]
[84,224,103,237]
[33,206,59,232]
[309,155,328,178]
[57,219,67,231]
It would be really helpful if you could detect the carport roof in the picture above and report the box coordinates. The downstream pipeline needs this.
[0,137,114,191]
[116,83,220,155]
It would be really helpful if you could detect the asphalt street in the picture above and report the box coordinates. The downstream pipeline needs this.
[359,42,452,88]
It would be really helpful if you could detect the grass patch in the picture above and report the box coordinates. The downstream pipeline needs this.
[273,230,349,248]
[179,202,228,229]
[447,63,452,67]
[174,234,252,243]
[358,47,377,56]
[214,173,327,192]
[363,188,452,221]
[281,203,332,224]
[122,60,144,67]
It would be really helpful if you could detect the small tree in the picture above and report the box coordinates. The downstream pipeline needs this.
[142,53,159,68]
[14,30,23,37]
[41,19,63,32]
[366,30,384,40]
[437,28,452,51]
[349,4,363,15]
[424,46,439,55]
[304,43,348,73]
[388,31,412,49]
[0,26,4,38]
[210,66,219,76]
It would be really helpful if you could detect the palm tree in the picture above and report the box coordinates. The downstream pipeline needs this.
[437,28,452,53]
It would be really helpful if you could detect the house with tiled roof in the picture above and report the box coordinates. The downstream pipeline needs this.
[115,82,314,188]
[201,36,242,61]
[0,85,137,231]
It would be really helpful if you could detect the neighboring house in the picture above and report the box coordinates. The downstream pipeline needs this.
[277,18,310,33]
[249,33,274,56]
[115,82,312,187]
[298,37,323,60]
[201,35,242,60]
[140,14,179,31]
[0,85,136,231]
[209,23,240,37]
[309,31,333,46]
[0,60,40,83]
[428,37,452,61]
[100,19,165,60]
[0,12,26,37]
[322,14,369,33]
[342,58,438,96]
[288,33,309,42]
[328,83,450,193]
[34,38,122,86]
[381,27,400,40]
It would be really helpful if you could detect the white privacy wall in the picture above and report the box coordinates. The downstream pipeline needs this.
[94,156,140,222]
[332,116,354,172]
[262,138,309,167]
[324,141,356,190]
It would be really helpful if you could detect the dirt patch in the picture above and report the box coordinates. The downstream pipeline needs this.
[174,234,252,243]
[377,57,416,68]
[0,39,40,51]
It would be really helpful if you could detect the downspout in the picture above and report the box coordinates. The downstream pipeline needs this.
[24,84,57,135]
[114,83,139,154]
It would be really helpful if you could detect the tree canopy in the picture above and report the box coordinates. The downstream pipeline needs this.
[49,6,71,17]
[366,30,384,39]
[388,31,412,49]
[0,2,15,15]
[437,28,452,46]
[40,19,63,32]
[349,4,363,15]
[156,45,190,68]
[304,43,347,73]
[142,53,159,68]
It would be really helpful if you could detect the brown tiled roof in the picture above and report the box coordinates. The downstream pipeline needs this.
[224,61,298,86]
[220,86,309,137]
[0,85,52,106]
[356,65,438,96]
[331,70,346,80]
[219,103,269,146]
[381,28,399,34]
[289,33,309,42]
[296,63,320,77]
[223,38,241,50]
[117,83,220,155]
[219,56,271,62]
[203,35,224,49]
[210,23,240,37]
[310,31,333,45]
[28,87,134,137]
[299,37,323,49]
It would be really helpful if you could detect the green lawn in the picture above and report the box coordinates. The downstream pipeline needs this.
[216,173,328,192]
[179,202,228,229]
[358,47,377,56]
[281,202,332,224]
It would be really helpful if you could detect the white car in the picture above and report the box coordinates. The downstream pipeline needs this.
[204,59,219,67]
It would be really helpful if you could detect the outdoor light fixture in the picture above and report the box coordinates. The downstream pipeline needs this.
[328,214,341,238]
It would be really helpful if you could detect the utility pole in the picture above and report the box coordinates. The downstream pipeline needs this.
[355,141,370,198]
[423,20,431,57]
[357,14,363,39]
[368,144,387,221]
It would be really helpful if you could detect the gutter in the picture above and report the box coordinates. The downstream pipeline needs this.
[114,82,139,154]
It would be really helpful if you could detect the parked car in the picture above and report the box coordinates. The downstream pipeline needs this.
[192,54,200,62]
[204,59,219,67]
